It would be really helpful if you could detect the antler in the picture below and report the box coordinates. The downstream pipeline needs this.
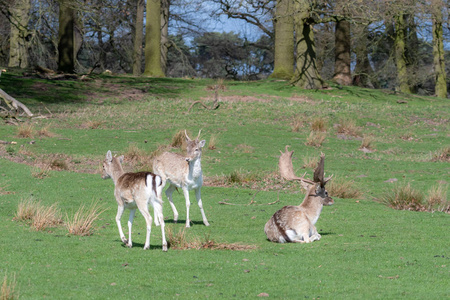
[313,153,333,187]
[185,129,202,141]
[278,145,315,184]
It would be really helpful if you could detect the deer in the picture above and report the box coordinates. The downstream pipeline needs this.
[264,146,334,243]
[102,150,168,251]
[152,130,209,228]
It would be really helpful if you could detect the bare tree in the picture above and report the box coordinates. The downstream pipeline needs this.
[143,0,164,77]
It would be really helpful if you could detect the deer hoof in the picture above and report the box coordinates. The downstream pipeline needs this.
[162,244,168,252]
[143,245,150,250]
[121,237,128,244]
[126,243,132,248]
[204,220,210,226]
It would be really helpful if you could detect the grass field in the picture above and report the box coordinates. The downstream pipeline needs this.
[0,71,449,299]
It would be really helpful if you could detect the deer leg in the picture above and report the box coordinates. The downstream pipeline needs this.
[165,185,179,223]
[137,202,152,250]
[116,205,127,244]
[309,225,321,242]
[182,187,191,227]
[153,179,165,226]
[153,201,167,252]
[126,209,136,248]
[195,187,209,226]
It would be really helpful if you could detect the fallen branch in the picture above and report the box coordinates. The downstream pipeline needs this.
[0,88,33,117]
[188,90,220,113]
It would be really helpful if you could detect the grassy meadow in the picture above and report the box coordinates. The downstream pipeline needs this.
[0,71,449,299]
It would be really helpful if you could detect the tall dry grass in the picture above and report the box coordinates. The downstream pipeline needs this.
[305,131,326,147]
[15,198,62,231]
[310,117,328,132]
[1,272,17,300]
[166,226,256,251]
[16,123,34,138]
[425,184,449,213]
[381,183,426,212]
[65,201,106,236]
[327,177,363,199]
[336,118,360,137]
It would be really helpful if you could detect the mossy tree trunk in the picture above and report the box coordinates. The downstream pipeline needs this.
[131,0,144,76]
[143,0,164,77]
[8,0,31,68]
[432,6,447,98]
[58,0,75,73]
[270,0,294,80]
[394,13,411,94]
[291,0,324,89]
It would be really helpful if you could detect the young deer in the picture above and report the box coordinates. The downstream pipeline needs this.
[102,150,167,251]
[265,149,333,243]
[152,130,209,228]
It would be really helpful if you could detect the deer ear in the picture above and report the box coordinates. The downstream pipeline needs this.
[118,155,124,164]
[199,140,206,148]
[106,150,112,162]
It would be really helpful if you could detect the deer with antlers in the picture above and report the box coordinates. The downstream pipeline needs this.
[152,130,210,228]
[264,146,334,243]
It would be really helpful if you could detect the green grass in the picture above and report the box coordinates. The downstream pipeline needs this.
[0,71,449,298]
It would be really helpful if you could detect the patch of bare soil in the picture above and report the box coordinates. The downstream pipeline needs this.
[85,81,146,102]
[204,94,313,104]
[0,145,100,174]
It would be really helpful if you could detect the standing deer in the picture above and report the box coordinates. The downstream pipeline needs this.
[265,147,333,243]
[152,130,209,228]
[102,150,167,251]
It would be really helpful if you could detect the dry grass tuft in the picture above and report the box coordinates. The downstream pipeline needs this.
[310,117,328,132]
[83,120,104,129]
[336,118,360,137]
[171,130,187,148]
[31,166,51,179]
[32,203,62,231]
[208,134,218,150]
[37,125,55,137]
[167,226,257,251]
[381,183,426,212]
[327,177,363,199]
[302,156,319,169]
[431,146,450,162]
[15,197,62,231]
[291,115,304,132]
[1,272,18,300]
[305,131,326,147]
[65,201,106,236]
[17,123,34,138]
[360,135,376,150]
[124,143,147,163]
[425,184,449,213]
[15,197,38,222]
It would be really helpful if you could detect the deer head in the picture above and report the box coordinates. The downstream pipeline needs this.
[185,130,206,162]
[102,150,124,180]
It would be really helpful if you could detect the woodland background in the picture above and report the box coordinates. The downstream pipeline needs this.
[0,0,449,97]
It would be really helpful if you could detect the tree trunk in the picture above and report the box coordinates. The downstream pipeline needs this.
[292,0,324,89]
[8,0,31,68]
[143,0,164,77]
[160,0,170,75]
[432,7,447,98]
[332,18,351,85]
[58,0,75,73]
[270,0,294,80]
[353,24,375,88]
[394,13,411,94]
[132,0,144,76]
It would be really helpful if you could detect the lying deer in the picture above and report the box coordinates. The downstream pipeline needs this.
[265,147,333,243]
[153,130,209,228]
[102,150,168,251]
